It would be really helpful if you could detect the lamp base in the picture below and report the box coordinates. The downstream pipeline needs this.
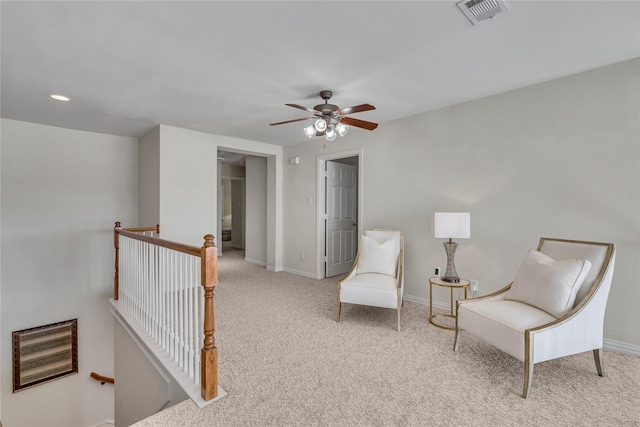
[442,240,460,283]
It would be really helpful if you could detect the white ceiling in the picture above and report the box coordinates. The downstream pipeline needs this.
[1,1,639,147]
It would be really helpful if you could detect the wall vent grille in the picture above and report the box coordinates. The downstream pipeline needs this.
[457,0,509,25]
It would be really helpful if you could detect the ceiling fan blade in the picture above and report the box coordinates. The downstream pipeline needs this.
[336,103,376,115]
[340,116,379,131]
[285,103,319,114]
[270,117,314,126]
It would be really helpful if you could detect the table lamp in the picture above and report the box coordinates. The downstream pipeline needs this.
[434,212,470,283]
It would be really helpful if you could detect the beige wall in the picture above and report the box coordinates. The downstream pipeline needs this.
[0,119,138,426]
[157,125,219,246]
[221,163,246,178]
[245,156,268,265]
[138,125,160,227]
[282,58,640,348]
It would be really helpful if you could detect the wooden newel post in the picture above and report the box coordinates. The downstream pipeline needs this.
[200,234,219,400]
[114,222,121,300]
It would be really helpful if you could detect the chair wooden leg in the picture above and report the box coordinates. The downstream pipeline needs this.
[523,359,534,398]
[336,281,342,323]
[453,329,461,352]
[453,301,461,351]
[397,306,401,332]
[593,348,605,377]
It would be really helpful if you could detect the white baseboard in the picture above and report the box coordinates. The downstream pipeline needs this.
[282,267,318,279]
[244,257,266,267]
[604,338,640,356]
[88,419,114,427]
[402,294,451,311]
[403,294,640,357]
[243,258,281,272]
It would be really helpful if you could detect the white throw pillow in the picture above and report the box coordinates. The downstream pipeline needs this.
[506,250,591,318]
[357,235,399,277]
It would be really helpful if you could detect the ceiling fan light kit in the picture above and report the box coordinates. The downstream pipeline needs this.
[271,90,378,141]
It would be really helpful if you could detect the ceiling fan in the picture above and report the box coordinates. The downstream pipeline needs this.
[270,90,378,141]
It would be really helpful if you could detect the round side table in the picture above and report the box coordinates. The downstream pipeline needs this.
[429,277,470,330]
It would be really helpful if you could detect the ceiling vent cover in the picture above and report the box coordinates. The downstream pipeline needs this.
[457,0,509,25]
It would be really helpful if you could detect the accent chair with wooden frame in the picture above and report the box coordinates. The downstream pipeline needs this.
[337,228,404,331]
[453,237,615,398]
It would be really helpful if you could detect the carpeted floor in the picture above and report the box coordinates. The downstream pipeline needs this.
[135,245,640,426]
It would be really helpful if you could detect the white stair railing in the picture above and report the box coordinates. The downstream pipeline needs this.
[113,222,219,402]
[119,236,203,382]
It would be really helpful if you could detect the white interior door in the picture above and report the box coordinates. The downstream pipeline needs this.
[325,160,357,277]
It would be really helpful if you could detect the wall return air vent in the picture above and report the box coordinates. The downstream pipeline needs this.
[457,0,509,25]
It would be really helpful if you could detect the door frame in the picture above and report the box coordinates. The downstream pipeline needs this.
[217,146,282,271]
[316,148,364,279]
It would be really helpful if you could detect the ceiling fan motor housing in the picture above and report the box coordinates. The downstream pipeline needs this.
[315,90,339,117]
[314,103,339,116]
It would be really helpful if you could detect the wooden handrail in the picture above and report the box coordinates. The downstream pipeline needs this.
[90,372,114,385]
[121,225,160,234]
[118,229,200,257]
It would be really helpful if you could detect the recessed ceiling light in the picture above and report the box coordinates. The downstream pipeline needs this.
[49,94,70,102]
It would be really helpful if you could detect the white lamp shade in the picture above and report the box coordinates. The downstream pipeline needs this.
[314,118,327,132]
[434,212,470,239]
[336,122,349,137]
[303,124,316,138]
[325,126,337,141]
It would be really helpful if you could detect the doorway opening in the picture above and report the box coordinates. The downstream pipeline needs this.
[316,149,364,279]
[218,148,278,271]
[217,150,246,257]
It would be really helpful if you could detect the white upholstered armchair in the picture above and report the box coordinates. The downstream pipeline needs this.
[454,237,615,398]
[337,229,404,331]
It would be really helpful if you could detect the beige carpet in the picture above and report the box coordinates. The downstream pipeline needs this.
[135,245,640,426]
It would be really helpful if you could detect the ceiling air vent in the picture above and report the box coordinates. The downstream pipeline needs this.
[457,0,509,25]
